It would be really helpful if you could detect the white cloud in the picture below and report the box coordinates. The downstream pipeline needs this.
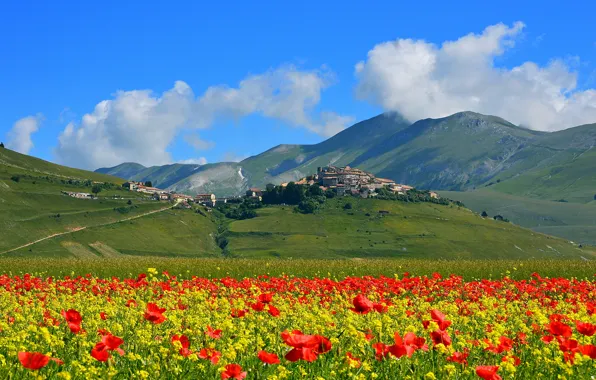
[355,22,596,131]
[195,65,352,137]
[55,65,351,170]
[184,133,215,151]
[178,158,208,165]
[6,115,43,154]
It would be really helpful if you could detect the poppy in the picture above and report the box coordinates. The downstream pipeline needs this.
[198,348,221,364]
[430,309,452,331]
[90,345,109,362]
[268,305,280,317]
[350,294,374,314]
[548,321,572,337]
[446,351,468,365]
[100,312,108,320]
[61,309,82,334]
[221,364,246,380]
[372,342,390,361]
[281,330,331,362]
[258,350,280,364]
[250,302,265,312]
[18,352,50,370]
[206,325,222,339]
[430,330,452,346]
[231,309,247,318]
[144,303,167,324]
[476,365,502,380]
[579,344,596,359]
[258,293,273,303]
[575,321,596,336]
[171,335,191,357]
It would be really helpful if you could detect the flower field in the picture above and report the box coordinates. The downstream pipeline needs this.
[2,268,596,379]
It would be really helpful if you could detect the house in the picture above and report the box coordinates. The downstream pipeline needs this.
[62,191,94,199]
[153,193,170,201]
[430,191,439,199]
[137,185,166,194]
[335,184,346,196]
[195,193,216,206]
[321,176,338,187]
[246,188,262,201]
[216,197,228,204]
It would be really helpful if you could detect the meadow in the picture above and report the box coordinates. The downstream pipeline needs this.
[2,261,595,379]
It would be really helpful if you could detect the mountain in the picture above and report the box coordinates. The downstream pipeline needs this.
[96,111,596,204]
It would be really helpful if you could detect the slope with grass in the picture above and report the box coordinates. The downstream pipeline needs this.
[225,198,594,260]
[5,207,220,258]
[439,189,596,245]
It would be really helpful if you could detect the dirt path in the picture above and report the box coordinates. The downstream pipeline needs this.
[0,203,176,255]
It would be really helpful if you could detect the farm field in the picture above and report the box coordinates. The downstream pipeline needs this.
[2,261,595,379]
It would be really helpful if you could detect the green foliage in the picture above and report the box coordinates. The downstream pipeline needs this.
[343,202,353,210]
[10,175,20,182]
[144,181,153,187]
[0,142,4,148]
[91,184,102,195]
[481,211,488,217]
[216,199,259,220]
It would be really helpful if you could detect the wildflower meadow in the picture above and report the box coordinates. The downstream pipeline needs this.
[2,264,596,379]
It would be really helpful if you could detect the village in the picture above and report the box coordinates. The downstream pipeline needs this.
[62,165,436,207]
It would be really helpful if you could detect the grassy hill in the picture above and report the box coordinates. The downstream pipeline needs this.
[224,198,594,260]
[0,147,219,257]
[440,189,596,245]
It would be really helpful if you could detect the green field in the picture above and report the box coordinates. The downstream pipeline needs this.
[225,198,594,259]
[0,257,594,280]
[440,189,596,245]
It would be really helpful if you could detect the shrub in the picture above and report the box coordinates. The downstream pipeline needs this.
[10,175,20,183]
[343,202,353,210]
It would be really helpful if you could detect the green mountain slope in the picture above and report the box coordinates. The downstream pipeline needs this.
[225,198,594,259]
[95,112,595,204]
[441,189,596,245]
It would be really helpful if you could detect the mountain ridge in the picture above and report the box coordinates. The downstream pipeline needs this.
[95,111,596,203]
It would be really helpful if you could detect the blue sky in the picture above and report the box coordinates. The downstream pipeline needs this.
[1,1,595,170]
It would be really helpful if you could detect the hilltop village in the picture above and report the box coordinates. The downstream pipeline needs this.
[62,165,436,208]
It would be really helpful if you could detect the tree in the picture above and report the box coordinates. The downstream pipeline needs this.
[0,142,4,148]
[144,181,153,187]
[481,211,488,217]
[10,175,20,182]
[91,185,102,196]
[343,202,353,210]
[127,200,133,205]
[594,194,596,201]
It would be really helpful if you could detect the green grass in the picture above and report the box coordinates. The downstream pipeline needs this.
[5,208,220,258]
[440,189,596,245]
[225,198,594,259]
[0,257,593,280]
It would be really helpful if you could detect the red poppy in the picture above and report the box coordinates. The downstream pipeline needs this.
[579,344,596,359]
[126,299,137,307]
[99,312,108,320]
[501,355,521,366]
[350,294,374,314]
[18,352,50,370]
[258,350,280,364]
[90,345,109,362]
[430,309,452,331]
[575,321,596,336]
[268,305,280,317]
[144,303,167,324]
[548,321,572,337]
[171,334,191,357]
[373,303,388,313]
[250,302,265,312]
[476,365,502,380]
[61,309,82,334]
[430,330,451,346]
[372,342,390,361]
[281,330,331,362]
[221,364,246,380]
[446,351,468,365]
[198,348,221,364]
[231,309,247,318]
[258,293,273,303]
[91,332,125,362]
[206,325,222,339]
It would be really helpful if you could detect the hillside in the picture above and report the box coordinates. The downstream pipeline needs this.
[0,147,219,257]
[223,198,594,259]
